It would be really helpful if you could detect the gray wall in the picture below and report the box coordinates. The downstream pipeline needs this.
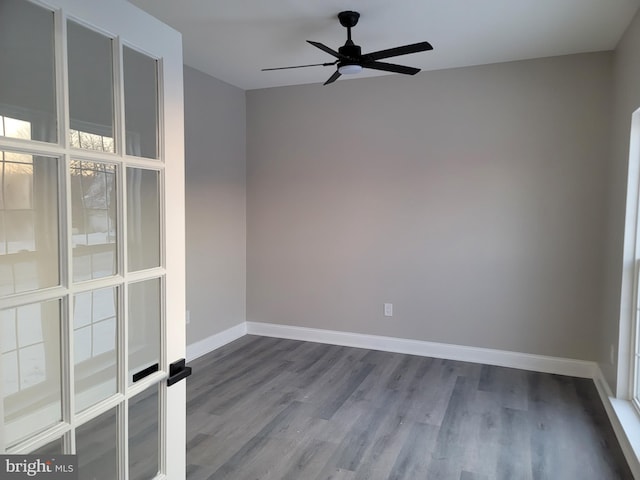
[247,53,612,360]
[601,10,640,392]
[184,66,246,344]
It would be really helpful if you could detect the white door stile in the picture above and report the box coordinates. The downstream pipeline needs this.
[59,5,74,433]
[118,400,127,480]
[60,293,74,453]
[161,30,187,478]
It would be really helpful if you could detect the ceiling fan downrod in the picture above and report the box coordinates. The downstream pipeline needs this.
[338,10,360,44]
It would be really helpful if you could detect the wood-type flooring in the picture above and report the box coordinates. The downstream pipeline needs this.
[185,335,632,480]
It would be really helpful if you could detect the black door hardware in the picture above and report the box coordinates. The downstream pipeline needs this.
[167,358,192,386]
[132,363,159,383]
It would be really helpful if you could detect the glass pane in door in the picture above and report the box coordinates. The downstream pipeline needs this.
[0,151,59,295]
[76,408,117,480]
[32,436,64,455]
[123,47,158,159]
[126,167,160,272]
[129,386,159,480]
[71,161,117,282]
[0,0,57,143]
[2,299,62,447]
[67,21,115,152]
[74,287,118,412]
[128,278,160,385]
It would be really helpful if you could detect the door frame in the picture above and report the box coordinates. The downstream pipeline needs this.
[0,0,186,478]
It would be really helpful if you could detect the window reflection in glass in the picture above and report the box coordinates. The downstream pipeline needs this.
[0,116,31,140]
[71,160,117,282]
[126,167,159,272]
[31,437,64,455]
[2,299,62,447]
[67,20,115,153]
[77,408,117,480]
[0,151,59,295]
[128,278,160,385]
[123,47,158,159]
[74,287,117,412]
[0,0,57,143]
[129,386,159,479]
[70,129,114,152]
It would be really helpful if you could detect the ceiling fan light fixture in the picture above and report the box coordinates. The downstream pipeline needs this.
[338,63,363,75]
[262,11,433,85]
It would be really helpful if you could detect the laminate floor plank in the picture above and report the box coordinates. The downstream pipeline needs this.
[186,463,216,480]
[187,338,293,411]
[495,406,532,480]
[314,467,356,480]
[387,421,439,480]
[460,471,490,480]
[280,438,340,480]
[207,360,294,415]
[206,402,304,480]
[459,390,505,479]
[185,335,632,479]
[427,376,482,479]
[351,411,413,480]
[316,362,376,420]
[478,364,529,411]
[292,345,354,390]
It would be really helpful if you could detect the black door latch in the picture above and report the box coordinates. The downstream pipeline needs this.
[167,358,192,386]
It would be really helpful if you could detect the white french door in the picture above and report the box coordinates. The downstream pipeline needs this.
[0,0,186,478]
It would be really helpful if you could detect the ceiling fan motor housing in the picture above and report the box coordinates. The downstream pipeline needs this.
[338,44,361,58]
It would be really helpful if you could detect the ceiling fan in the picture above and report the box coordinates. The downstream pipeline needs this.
[262,11,434,85]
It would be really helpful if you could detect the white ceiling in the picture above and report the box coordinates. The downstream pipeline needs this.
[129,0,640,91]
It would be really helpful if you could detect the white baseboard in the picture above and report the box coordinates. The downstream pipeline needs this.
[186,323,247,362]
[593,365,640,479]
[245,321,597,378]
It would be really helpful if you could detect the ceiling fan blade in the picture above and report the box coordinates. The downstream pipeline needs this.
[307,40,345,59]
[262,61,337,71]
[324,70,342,85]
[365,41,433,61]
[362,60,420,75]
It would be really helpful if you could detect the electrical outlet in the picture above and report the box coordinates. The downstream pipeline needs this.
[384,303,393,317]
[186,310,191,325]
